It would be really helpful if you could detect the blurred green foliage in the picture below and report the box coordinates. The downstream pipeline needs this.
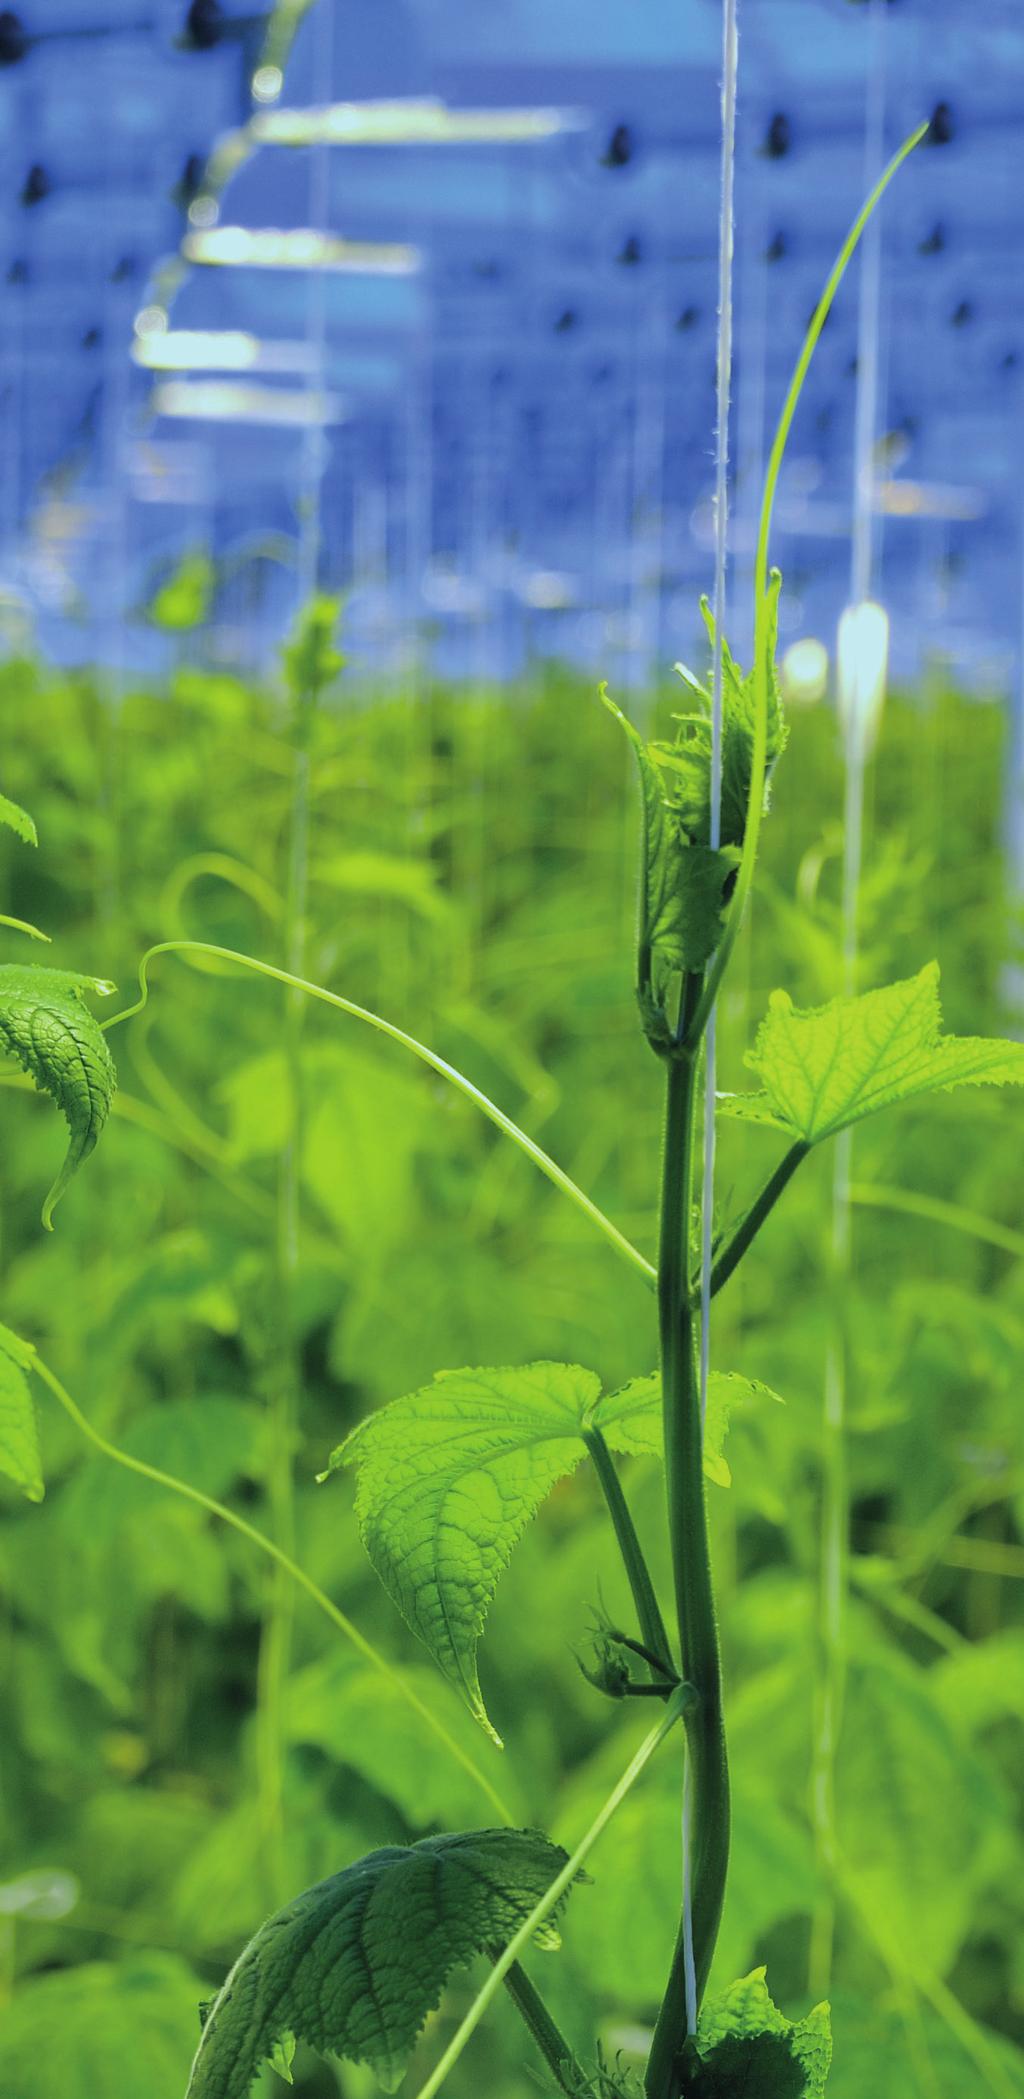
[0,652,1021,2097]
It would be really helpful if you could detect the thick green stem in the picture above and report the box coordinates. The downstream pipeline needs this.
[646,1043,729,2099]
[584,1426,675,1679]
[701,1141,810,1304]
[501,1959,579,2094]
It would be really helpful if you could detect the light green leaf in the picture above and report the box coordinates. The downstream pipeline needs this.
[0,1322,43,1502]
[0,790,37,846]
[0,964,117,1225]
[282,592,343,702]
[0,1953,206,2099]
[593,1371,783,1487]
[185,1829,572,2098]
[0,911,50,943]
[149,550,215,632]
[720,964,1024,1144]
[285,1650,526,1828]
[329,1362,778,1735]
[327,1362,598,1739]
[269,2033,296,2084]
[694,1968,831,2097]
[826,1990,1024,2099]
[836,1652,1003,1974]
[603,689,739,1034]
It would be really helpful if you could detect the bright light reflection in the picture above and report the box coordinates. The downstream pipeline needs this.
[133,331,317,375]
[153,381,345,427]
[188,197,220,230]
[251,97,586,147]
[780,637,829,706]
[182,226,420,274]
[134,304,168,336]
[252,64,284,104]
[837,601,889,755]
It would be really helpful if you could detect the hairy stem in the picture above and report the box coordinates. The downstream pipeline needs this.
[413,1687,693,2099]
[30,1352,513,1828]
[501,1959,579,2094]
[103,940,656,1291]
[646,1040,729,2099]
[701,1140,810,1303]
[583,1426,675,1678]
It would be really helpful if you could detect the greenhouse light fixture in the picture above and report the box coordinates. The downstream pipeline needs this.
[152,380,346,426]
[181,226,421,273]
[250,97,587,148]
[837,599,889,756]
[134,331,318,375]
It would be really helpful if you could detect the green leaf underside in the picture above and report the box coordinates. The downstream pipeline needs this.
[690,1969,832,2097]
[0,965,116,1226]
[0,1324,43,1502]
[604,586,784,1027]
[329,1363,778,1732]
[0,791,37,847]
[185,1829,571,2099]
[719,964,1024,1144]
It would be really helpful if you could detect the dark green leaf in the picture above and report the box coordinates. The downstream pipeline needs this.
[185,1828,572,2097]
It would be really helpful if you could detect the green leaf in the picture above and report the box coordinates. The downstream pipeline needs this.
[0,790,37,846]
[0,964,117,1226]
[185,1828,572,2098]
[603,689,739,1035]
[691,1969,831,2097]
[282,593,344,704]
[149,551,216,632]
[719,964,1024,1144]
[593,1371,783,1487]
[0,1953,206,2099]
[328,1362,777,1735]
[604,592,784,1042]
[0,1320,43,1502]
[285,1649,527,1828]
[326,1362,597,1739]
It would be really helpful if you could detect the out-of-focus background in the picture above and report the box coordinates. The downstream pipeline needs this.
[1,6,1024,2099]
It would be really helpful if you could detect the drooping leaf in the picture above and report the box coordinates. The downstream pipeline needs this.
[0,1953,206,2099]
[326,1362,597,1739]
[719,964,1024,1145]
[0,1317,42,1502]
[0,789,37,846]
[327,1361,770,1736]
[592,1371,783,1487]
[185,1828,572,2098]
[0,964,117,1226]
[690,1969,831,2097]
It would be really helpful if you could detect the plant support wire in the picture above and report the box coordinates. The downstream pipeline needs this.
[685,0,740,2042]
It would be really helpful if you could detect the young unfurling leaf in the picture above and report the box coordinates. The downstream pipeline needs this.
[0,965,117,1226]
[719,963,1024,1145]
[325,1362,775,1736]
[606,580,785,1045]
[185,1829,573,2099]
[686,1969,831,2096]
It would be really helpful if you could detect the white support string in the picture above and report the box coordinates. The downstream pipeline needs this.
[684,0,739,2039]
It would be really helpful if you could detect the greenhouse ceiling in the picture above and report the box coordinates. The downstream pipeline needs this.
[0,0,1021,691]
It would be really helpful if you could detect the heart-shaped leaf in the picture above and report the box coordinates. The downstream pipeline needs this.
[186,1828,572,2098]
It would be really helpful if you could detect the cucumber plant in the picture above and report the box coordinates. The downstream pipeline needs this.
[2,120,1015,2099]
